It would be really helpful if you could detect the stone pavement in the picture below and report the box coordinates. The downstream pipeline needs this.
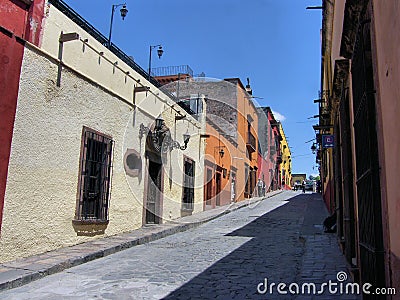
[295,193,361,300]
[0,191,362,299]
[0,190,282,292]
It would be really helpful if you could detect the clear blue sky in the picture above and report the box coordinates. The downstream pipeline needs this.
[63,0,322,178]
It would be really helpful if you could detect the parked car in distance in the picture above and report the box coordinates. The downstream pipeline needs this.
[305,180,314,191]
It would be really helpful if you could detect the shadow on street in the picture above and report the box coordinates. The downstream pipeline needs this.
[163,193,330,299]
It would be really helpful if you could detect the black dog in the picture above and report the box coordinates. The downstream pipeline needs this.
[323,212,337,233]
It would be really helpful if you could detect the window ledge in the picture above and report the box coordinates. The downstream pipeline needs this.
[72,219,109,236]
[181,208,194,212]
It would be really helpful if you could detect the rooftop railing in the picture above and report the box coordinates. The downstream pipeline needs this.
[151,65,193,78]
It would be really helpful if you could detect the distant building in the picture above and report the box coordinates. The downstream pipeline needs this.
[291,174,306,188]
[155,72,260,205]
[279,123,292,190]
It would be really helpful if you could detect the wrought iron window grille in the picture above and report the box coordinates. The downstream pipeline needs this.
[76,128,113,222]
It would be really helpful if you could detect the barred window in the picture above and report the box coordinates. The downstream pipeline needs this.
[75,127,113,221]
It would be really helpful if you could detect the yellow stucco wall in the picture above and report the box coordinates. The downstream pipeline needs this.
[279,124,292,188]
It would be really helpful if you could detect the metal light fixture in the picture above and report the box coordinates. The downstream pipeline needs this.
[311,143,317,154]
[170,131,191,151]
[219,148,225,158]
[139,118,190,152]
[214,144,226,159]
[108,3,128,48]
[183,132,191,145]
[120,4,128,19]
[154,117,164,131]
[148,44,164,80]
[157,46,164,58]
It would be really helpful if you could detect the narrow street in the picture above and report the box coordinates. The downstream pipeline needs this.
[0,191,358,299]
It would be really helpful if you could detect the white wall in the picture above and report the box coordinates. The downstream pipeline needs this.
[0,3,203,263]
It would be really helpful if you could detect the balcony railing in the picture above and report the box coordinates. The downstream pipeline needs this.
[151,65,193,78]
[246,132,256,153]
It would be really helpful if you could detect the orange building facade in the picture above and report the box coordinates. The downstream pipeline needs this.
[225,78,259,200]
[153,72,260,207]
[199,78,260,207]
[203,124,237,209]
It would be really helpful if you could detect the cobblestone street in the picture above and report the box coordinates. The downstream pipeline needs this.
[0,191,358,299]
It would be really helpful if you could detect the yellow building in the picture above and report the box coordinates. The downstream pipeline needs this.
[279,123,292,189]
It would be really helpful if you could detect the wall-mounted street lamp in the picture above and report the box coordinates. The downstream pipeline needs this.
[311,143,317,154]
[214,146,226,159]
[148,45,164,80]
[108,3,128,48]
[219,148,225,158]
[139,117,190,153]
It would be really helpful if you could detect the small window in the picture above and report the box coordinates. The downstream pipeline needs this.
[75,127,113,222]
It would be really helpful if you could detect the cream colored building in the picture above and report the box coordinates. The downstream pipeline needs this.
[0,1,204,263]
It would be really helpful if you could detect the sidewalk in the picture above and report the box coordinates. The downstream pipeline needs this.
[295,192,360,299]
[0,190,282,292]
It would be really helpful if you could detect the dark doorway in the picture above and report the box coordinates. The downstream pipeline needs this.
[216,172,222,206]
[146,160,162,224]
[205,168,213,207]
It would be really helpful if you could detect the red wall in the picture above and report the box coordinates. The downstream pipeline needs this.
[25,0,45,46]
[323,179,334,214]
[0,0,45,232]
[0,1,28,36]
[0,32,24,233]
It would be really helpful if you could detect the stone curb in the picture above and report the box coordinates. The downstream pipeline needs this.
[0,190,283,292]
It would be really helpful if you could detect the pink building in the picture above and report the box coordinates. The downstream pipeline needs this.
[319,0,400,292]
[257,107,281,192]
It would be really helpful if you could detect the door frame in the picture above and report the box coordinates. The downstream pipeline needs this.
[142,152,164,225]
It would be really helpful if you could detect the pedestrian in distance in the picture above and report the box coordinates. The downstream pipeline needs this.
[257,178,263,197]
[262,180,266,196]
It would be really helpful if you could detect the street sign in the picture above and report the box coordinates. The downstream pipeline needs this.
[322,135,334,148]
